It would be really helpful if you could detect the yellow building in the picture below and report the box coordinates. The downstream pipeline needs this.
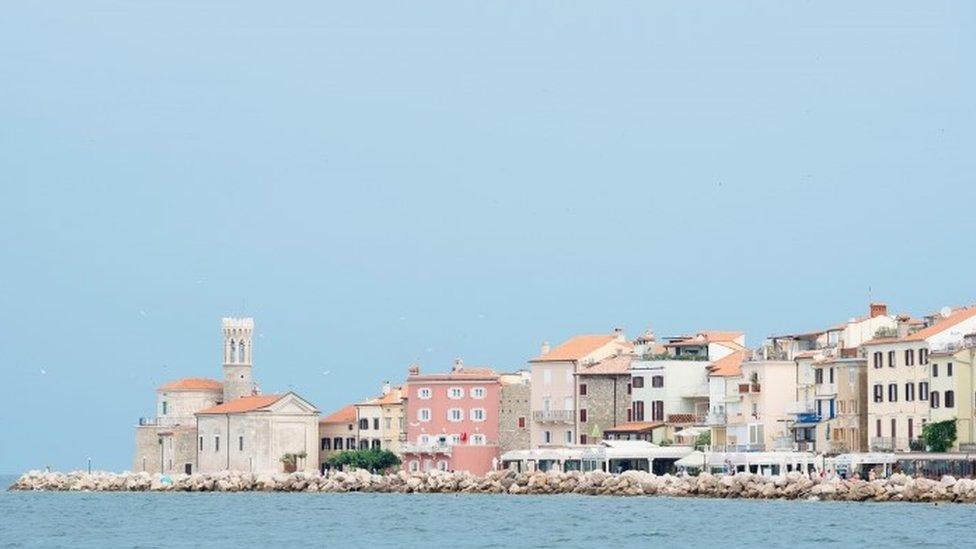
[928,338,976,450]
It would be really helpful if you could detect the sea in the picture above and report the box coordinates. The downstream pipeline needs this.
[0,474,972,548]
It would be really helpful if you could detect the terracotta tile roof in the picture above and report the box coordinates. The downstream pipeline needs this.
[358,388,404,406]
[708,351,745,377]
[157,378,223,392]
[604,421,665,433]
[531,335,618,362]
[862,308,976,346]
[196,395,281,415]
[408,367,499,381]
[577,353,633,376]
[320,404,357,424]
[666,331,743,347]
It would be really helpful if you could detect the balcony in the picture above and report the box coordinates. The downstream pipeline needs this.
[793,412,821,424]
[401,443,453,455]
[532,410,574,423]
[667,413,706,425]
[787,401,815,415]
[705,411,726,425]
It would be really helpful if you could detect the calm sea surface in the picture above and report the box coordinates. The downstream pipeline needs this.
[1,474,973,548]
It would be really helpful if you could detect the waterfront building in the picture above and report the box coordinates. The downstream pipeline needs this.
[576,353,633,444]
[528,331,630,447]
[318,404,359,470]
[401,360,501,474]
[864,306,976,452]
[812,357,868,453]
[928,334,976,450]
[133,317,320,475]
[497,370,531,454]
[355,382,406,452]
[715,358,797,452]
[630,330,740,443]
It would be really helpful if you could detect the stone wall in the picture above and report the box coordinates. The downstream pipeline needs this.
[498,381,530,453]
[133,426,198,474]
[577,374,630,443]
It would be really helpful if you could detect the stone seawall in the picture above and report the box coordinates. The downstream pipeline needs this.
[9,469,976,503]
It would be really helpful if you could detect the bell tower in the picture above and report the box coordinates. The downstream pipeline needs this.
[222,317,257,401]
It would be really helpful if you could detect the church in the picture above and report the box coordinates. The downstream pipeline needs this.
[133,318,320,475]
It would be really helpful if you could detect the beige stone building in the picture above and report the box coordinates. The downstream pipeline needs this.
[498,371,531,454]
[813,357,868,453]
[865,307,976,451]
[528,331,630,447]
[928,335,976,450]
[355,382,406,453]
[318,404,359,471]
[134,317,320,474]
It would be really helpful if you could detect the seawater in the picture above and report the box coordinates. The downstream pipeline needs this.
[0,474,972,548]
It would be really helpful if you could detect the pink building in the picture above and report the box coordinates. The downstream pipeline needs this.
[402,360,501,475]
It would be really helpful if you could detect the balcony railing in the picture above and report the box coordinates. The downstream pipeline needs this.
[705,412,726,425]
[707,443,766,453]
[737,383,761,394]
[137,416,194,427]
[401,443,453,455]
[666,413,706,425]
[532,410,574,423]
[869,437,924,452]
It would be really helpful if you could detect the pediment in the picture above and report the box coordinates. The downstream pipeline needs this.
[266,392,319,415]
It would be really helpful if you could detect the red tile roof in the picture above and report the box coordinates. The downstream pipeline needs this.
[531,335,618,362]
[862,307,976,346]
[577,353,633,376]
[196,395,281,415]
[666,331,743,347]
[408,367,499,381]
[157,378,223,392]
[708,351,745,377]
[320,404,357,424]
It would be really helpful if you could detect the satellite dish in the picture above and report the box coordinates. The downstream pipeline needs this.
[940,306,952,319]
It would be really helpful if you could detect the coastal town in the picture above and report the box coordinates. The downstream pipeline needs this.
[130,302,976,482]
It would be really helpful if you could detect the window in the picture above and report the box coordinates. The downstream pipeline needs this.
[873,352,882,369]
[891,418,897,437]
[888,351,896,368]
[448,387,464,399]
[627,383,632,395]
[932,364,939,377]
[632,376,645,389]
[876,418,882,438]
[627,408,632,422]
[359,418,369,430]
[544,431,552,444]
[565,430,573,444]
[238,436,244,452]
[888,384,897,402]
[908,418,914,440]
[905,349,915,366]
[437,460,449,471]
[418,434,430,445]
[371,439,380,450]
[346,437,355,449]
[651,375,664,388]
[930,391,941,409]
[829,367,834,384]
[920,348,929,365]
[579,383,587,396]
[448,408,463,422]
[948,363,954,377]
[919,382,929,401]
[373,418,379,430]
[470,434,486,445]
[214,436,220,452]
[161,401,168,415]
[471,387,486,399]
[905,382,915,402]
[580,408,588,423]
[199,436,204,451]
[580,434,588,444]
[409,460,419,472]
[417,388,432,399]
[632,401,645,421]
[418,408,431,422]
[945,390,955,408]
[873,384,883,403]
[814,369,824,384]
[517,416,526,429]
[653,401,664,421]
[334,437,342,450]
[470,408,486,422]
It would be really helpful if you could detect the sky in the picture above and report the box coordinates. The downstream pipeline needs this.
[1,1,974,473]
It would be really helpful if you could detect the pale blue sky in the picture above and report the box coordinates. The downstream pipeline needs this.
[1,1,974,473]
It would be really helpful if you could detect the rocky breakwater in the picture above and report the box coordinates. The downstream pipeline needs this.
[10,469,976,503]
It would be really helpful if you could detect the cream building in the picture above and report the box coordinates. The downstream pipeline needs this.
[319,404,359,471]
[528,331,630,447]
[134,317,320,474]
[714,358,796,452]
[928,335,976,450]
[355,382,406,453]
[865,306,976,451]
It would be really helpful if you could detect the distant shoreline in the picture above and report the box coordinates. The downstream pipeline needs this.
[9,469,976,503]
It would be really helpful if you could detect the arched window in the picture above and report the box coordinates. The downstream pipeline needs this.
[930,391,941,409]
[229,339,237,363]
[239,341,246,363]
[371,439,381,450]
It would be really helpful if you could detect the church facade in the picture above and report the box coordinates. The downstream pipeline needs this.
[133,317,319,474]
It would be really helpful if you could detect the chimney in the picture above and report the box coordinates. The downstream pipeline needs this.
[452,357,463,372]
[613,327,625,342]
[896,315,911,338]
[382,381,391,395]
[870,303,888,318]
[540,341,550,356]
[408,363,420,376]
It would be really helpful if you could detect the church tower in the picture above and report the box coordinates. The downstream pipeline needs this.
[222,317,257,401]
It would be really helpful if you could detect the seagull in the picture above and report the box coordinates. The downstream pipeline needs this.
[322,370,331,376]
[40,368,47,375]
